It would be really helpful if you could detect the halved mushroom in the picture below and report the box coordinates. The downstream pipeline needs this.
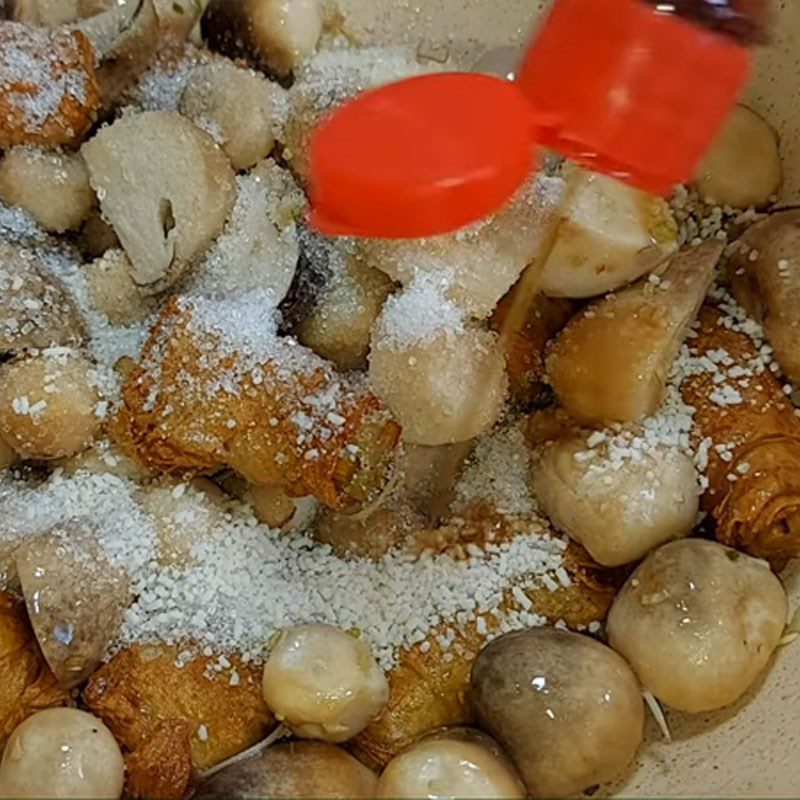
[0,241,84,355]
[82,110,236,295]
[693,105,782,209]
[201,0,323,78]
[15,525,130,689]
[73,0,160,107]
[729,210,800,383]
[190,159,304,303]
[539,166,679,299]
[546,241,723,424]
[0,147,94,233]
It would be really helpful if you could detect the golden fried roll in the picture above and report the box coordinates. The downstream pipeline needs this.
[490,289,574,408]
[682,302,800,567]
[0,591,71,752]
[352,512,619,769]
[124,719,193,800]
[0,23,101,148]
[114,295,401,512]
[82,644,276,771]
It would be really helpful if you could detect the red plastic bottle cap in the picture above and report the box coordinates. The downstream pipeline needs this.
[517,0,751,195]
[308,72,538,239]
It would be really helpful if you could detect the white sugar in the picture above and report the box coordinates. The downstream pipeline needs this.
[454,420,538,516]
[0,467,568,670]
[375,272,465,349]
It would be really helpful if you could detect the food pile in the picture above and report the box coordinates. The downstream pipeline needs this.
[0,0,797,797]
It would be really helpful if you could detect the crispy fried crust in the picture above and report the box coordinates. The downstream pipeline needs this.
[0,23,101,148]
[351,513,619,769]
[124,719,193,800]
[0,591,71,751]
[83,644,276,771]
[113,297,400,511]
[683,303,800,567]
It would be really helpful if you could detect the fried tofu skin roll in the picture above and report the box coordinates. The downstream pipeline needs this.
[682,302,800,567]
[114,294,401,512]
[351,512,619,769]
[0,591,71,752]
[82,644,276,772]
[123,719,193,800]
[0,23,100,148]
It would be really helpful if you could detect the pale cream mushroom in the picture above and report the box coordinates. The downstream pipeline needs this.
[82,110,236,295]
[369,285,507,446]
[0,708,124,799]
[546,240,722,424]
[532,433,699,566]
[376,728,525,799]
[180,61,285,170]
[262,623,389,742]
[694,105,782,208]
[0,349,100,460]
[539,165,678,299]
[201,0,324,78]
[607,538,788,713]
[729,210,800,383]
[0,148,94,233]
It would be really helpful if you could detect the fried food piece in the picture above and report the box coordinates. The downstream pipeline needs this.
[682,301,800,568]
[0,591,71,752]
[82,644,276,771]
[124,719,193,800]
[490,289,574,408]
[114,294,400,511]
[0,22,100,148]
[351,512,619,769]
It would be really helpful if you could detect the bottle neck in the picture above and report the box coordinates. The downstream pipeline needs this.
[642,0,769,45]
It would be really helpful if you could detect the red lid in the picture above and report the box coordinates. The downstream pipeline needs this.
[308,72,538,238]
[517,0,751,195]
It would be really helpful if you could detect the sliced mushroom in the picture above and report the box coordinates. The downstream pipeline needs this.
[547,241,723,424]
[201,0,323,78]
[729,210,800,383]
[0,241,84,355]
[694,105,782,208]
[73,0,160,106]
[82,110,236,295]
[0,147,94,233]
[539,166,679,299]
[191,159,304,302]
[15,525,130,688]
[179,60,285,171]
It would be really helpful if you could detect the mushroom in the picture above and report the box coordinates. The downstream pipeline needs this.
[83,248,157,325]
[0,147,94,233]
[546,240,723,424]
[607,539,788,713]
[73,0,160,107]
[179,61,285,171]
[693,105,782,208]
[0,709,124,799]
[729,209,800,383]
[539,165,679,299]
[82,110,236,295]
[190,159,304,303]
[262,624,389,742]
[531,432,699,566]
[201,0,323,78]
[3,0,80,26]
[15,525,130,688]
[0,241,84,355]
